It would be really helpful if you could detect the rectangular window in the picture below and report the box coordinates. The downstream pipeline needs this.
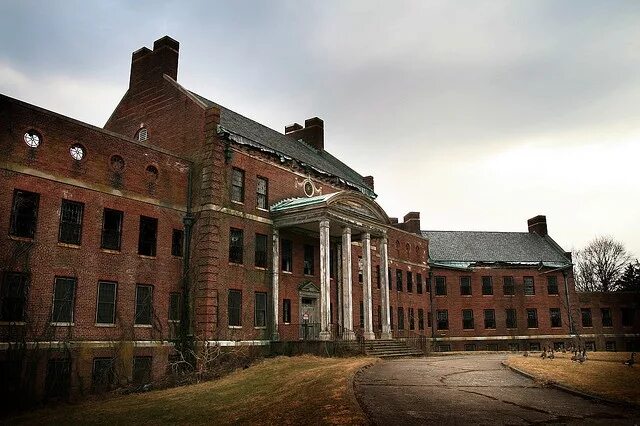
[506,309,517,329]
[376,265,381,289]
[547,276,559,295]
[550,308,561,328]
[388,269,393,290]
[45,359,71,398]
[92,357,114,392]
[526,308,538,328]
[418,308,424,330]
[281,239,292,272]
[256,176,268,209]
[397,307,405,330]
[132,356,152,385]
[255,292,267,327]
[464,344,476,351]
[437,310,449,330]
[169,292,181,322]
[358,257,363,283]
[138,216,158,256]
[427,312,432,328]
[605,341,616,352]
[416,273,423,294]
[529,342,541,351]
[462,309,474,329]
[601,308,613,327]
[304,245,314,275]
[377,305,382,330]
[96,281,117,325]
[484,309,496,329]
[524,276,535,295]
[255,234,268,268]
[396,269,403,291]
[9,189,39,238]
[621,308,634,327]
[503,276,515,295]
[508,343,519,352]
[581,308,593,327]
[435,276,446,295]
[229,228,244,264]
[408,308,415,330]
[360,301,365,328]
[390,306,394,329]
[481,276,493,295]
[231,168,245,203]
[228,290,242,326]
[0,272,28,321]
[58,199,84,245]
[283,299,291,323]
[134,285,153,325]
[407,272,413,293]
[52,277,76,323]
[171,229,184,257]
[101,208,123,250]
[460,276,472,295]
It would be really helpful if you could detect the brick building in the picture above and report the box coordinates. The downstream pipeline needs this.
[0,36,638,400]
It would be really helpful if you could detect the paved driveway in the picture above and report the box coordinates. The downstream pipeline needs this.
[354,355,640,425]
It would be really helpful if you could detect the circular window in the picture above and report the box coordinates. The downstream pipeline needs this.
[303,180,314,197]
[70,144,85,161]
[110,155,125,172]
[146,165,159,180]
[24,130,41,148]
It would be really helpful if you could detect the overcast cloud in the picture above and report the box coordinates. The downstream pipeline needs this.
[1,0,639,257]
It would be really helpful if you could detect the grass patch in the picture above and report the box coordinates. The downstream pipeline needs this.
[505,352,640,405]
[8,355,375,425]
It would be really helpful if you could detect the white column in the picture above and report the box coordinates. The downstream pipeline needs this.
[271,229,280,340]
[336,243,343,329]
[380,237,392,339]
[341,227,354,339]
[362,233,375,340]
[319,220,331,340]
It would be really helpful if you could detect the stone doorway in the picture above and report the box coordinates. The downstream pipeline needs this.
[299,281,320,340]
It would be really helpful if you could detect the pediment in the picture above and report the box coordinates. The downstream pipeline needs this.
[298,280,319,293]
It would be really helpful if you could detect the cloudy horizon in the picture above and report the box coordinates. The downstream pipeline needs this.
[2,0,639,258]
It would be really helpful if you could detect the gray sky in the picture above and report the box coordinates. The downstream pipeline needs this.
[2,0,639,258]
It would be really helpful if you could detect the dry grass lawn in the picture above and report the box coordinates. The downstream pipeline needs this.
[8,355,376,425]
[506,352,640,405]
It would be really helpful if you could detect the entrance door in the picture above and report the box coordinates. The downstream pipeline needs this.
[300,296,320,340]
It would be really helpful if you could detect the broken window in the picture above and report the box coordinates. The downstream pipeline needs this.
[460,276,471,295]
[503,276,515,295]
[138,216,158,256]
[228,289,242,326]
[526,308,538,328]
[281,239,292,272]
[462,309,474,329]
[304,245,314,275]
[547,276,559,295]
[256,176,268,209]
[52,277,75,323]
[96,281,116,325]
[169,292,181,322]
[171,229,184,257]
[506,309,517,328]
[524,276,535,295]
[134,284,153,325]
[228,228,244,264]
[436,310,449,330]
[69,143,85,161]
[550,308,561,328]
[484,309,496,329]
[58,199,84,245]
[254,292,267,327]
[9,189,39,238]
[24,130,41,148]
[45,358,71,398]
[481,276,493,295]
[231,168,245,203]
[0,272,28,321]
[255,233,268,268]
[101,208,123,250]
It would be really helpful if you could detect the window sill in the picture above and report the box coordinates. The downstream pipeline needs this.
[0,321,26,326]
[58,242,81,249]
[461,294,472,297]
[229,262,244,267]
[51,322,74,327]
[548,293,559,296]
[138,255,156,260]
[482,294,494,297]
[168,320,180,323]
[171,255,184,259]
[282,271,293,275]
[134,324,153,328]
[228,325,243,329]
[254,326,267,330]
[256,207,269,212]
[8,235,35,243]
[231,200,244,206]
[100,248,121,254]
[95,323,116,327]
[255,266,267,271]
[304,274,315,278]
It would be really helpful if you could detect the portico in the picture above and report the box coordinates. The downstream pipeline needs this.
[270,191,393,341]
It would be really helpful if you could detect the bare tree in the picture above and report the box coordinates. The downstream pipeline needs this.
[574,236,632,292]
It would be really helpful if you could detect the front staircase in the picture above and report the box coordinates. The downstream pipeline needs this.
[363,339,425,358]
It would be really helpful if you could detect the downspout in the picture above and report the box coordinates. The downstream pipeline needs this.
[181,166,195,341]
[563,269,574,335]
[428,271,435,340]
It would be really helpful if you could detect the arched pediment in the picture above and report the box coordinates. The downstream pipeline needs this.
[298,280,319,292]
[325,192,390,224]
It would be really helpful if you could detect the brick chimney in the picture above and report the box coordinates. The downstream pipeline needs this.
[285,117,324,150]
[527,215,548,236]
[363,176,374,191]
[129,36,179,88]
[403,212,421,234]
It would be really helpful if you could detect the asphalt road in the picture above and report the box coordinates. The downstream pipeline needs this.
[354,354,640,425]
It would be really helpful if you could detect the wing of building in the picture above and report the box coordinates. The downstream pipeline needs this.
[1,36,637,402]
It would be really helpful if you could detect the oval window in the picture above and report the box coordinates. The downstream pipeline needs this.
[24,130,41,148]
[70,144,85,161]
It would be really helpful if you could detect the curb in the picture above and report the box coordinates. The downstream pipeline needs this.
[352,358,381,426]
[501,360,639,409]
